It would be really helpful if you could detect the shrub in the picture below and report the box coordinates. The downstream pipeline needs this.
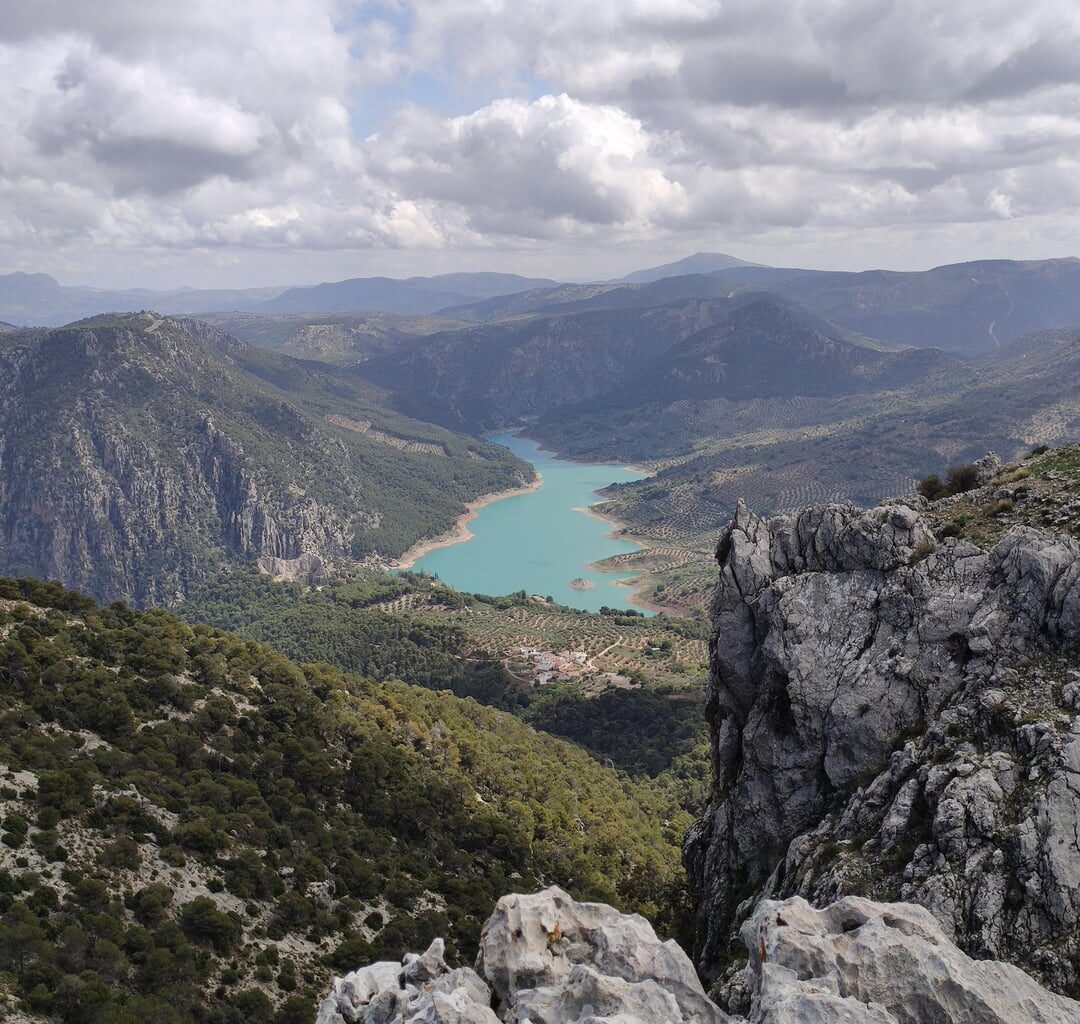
[917,462,981,502]
[945,463,980,494]
[916,474,945,501]
[179,897,242,954]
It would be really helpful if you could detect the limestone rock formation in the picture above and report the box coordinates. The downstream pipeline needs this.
[477,888,727,1023]
[743,896,1080,1024]
[317,887,730,1024]
[685,495,1080,996]
[316,887,1080,1024]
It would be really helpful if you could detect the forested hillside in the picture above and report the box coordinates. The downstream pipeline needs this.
[0,314,529,605]
[0,578,690,1023]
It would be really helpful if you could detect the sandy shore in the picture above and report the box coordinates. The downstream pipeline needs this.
[574,502,688,615]
[392,474,543,569]
[615,577,682,615]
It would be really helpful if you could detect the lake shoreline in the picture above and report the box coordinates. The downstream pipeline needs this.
[575,503,686,616]
[515,427,655,478]
[392,473,543,570]
[398,432,661,613]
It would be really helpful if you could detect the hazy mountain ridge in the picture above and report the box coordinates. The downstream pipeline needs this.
[433,256,1080,358]
[761,257,1080,356]
[360,297,747,430]
[590,300,961,406]
[616,250,763,284]
[261,272,559,317]
[435,273,744,322]
[0,271,559,326]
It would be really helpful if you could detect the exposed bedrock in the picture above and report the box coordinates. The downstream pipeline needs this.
[684,496,1080,1001]
[316,886,1080,1023]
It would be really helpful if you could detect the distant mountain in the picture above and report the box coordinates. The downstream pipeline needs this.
[199,311,459,362]
[360,297,746,429]
[260,272,559,316]
[0,270,560,325]
[437,274,744,322]
[617,251,764,284]
[0,271,288,325]
[736,257,1080,357]
[603,300,959,406]
[439,257,1080,357]
[0,313,528,604]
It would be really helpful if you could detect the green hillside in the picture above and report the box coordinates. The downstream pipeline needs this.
[0,578,690,1023]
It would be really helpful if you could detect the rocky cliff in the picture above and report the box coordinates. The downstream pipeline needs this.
[685,474,1080,1004]
[317,886,1080,1023]
[0,313,528,604]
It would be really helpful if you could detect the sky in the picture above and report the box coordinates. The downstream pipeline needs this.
[2,0,1080,288]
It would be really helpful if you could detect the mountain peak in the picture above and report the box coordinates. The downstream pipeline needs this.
[617,251,765,285]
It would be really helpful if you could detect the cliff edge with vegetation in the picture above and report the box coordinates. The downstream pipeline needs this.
[685,445,1080,1009]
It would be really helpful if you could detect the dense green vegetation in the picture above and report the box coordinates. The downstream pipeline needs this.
[178,570,711,783]
[523,686,705,778]
[0,578,690,1023]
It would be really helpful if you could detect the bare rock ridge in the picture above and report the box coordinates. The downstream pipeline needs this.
[685,491,1080,1000]
[316,886,1080,1023]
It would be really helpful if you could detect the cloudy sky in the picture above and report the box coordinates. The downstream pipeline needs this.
[2,0,1080,287]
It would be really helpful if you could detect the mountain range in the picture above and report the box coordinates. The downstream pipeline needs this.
[0,270,558,326]
[6,255,1080,360]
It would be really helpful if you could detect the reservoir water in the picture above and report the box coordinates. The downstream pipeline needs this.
[409,432,647,612]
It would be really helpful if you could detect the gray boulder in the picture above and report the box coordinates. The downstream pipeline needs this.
[477,886,728,1023]
[314,941,499,1024]
[742,896,1080,1024]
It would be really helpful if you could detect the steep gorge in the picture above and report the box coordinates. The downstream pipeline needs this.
[0,314,529,604]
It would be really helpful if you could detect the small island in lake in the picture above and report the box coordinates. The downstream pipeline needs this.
[569,577,595,590]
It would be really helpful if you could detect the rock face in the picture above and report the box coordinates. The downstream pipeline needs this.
[317,886,1080,1024]
[685,496,1080,997]
[743,896,1080,1024]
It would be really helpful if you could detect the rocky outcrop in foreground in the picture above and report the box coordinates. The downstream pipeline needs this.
[685,494,1080,999]
[743,896,1079,1023]
[316,886,1080,1023]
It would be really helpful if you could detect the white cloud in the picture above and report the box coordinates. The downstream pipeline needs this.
[364,94,689,236]
[1,0,1080,284]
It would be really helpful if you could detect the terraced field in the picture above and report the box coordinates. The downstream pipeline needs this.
[397,595,710,690]
[369,578,708,691]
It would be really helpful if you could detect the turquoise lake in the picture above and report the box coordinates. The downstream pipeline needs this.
[409,432,648,613]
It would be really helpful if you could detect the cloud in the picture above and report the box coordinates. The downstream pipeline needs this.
[364,94,689,236]
[1,0,1079,282]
